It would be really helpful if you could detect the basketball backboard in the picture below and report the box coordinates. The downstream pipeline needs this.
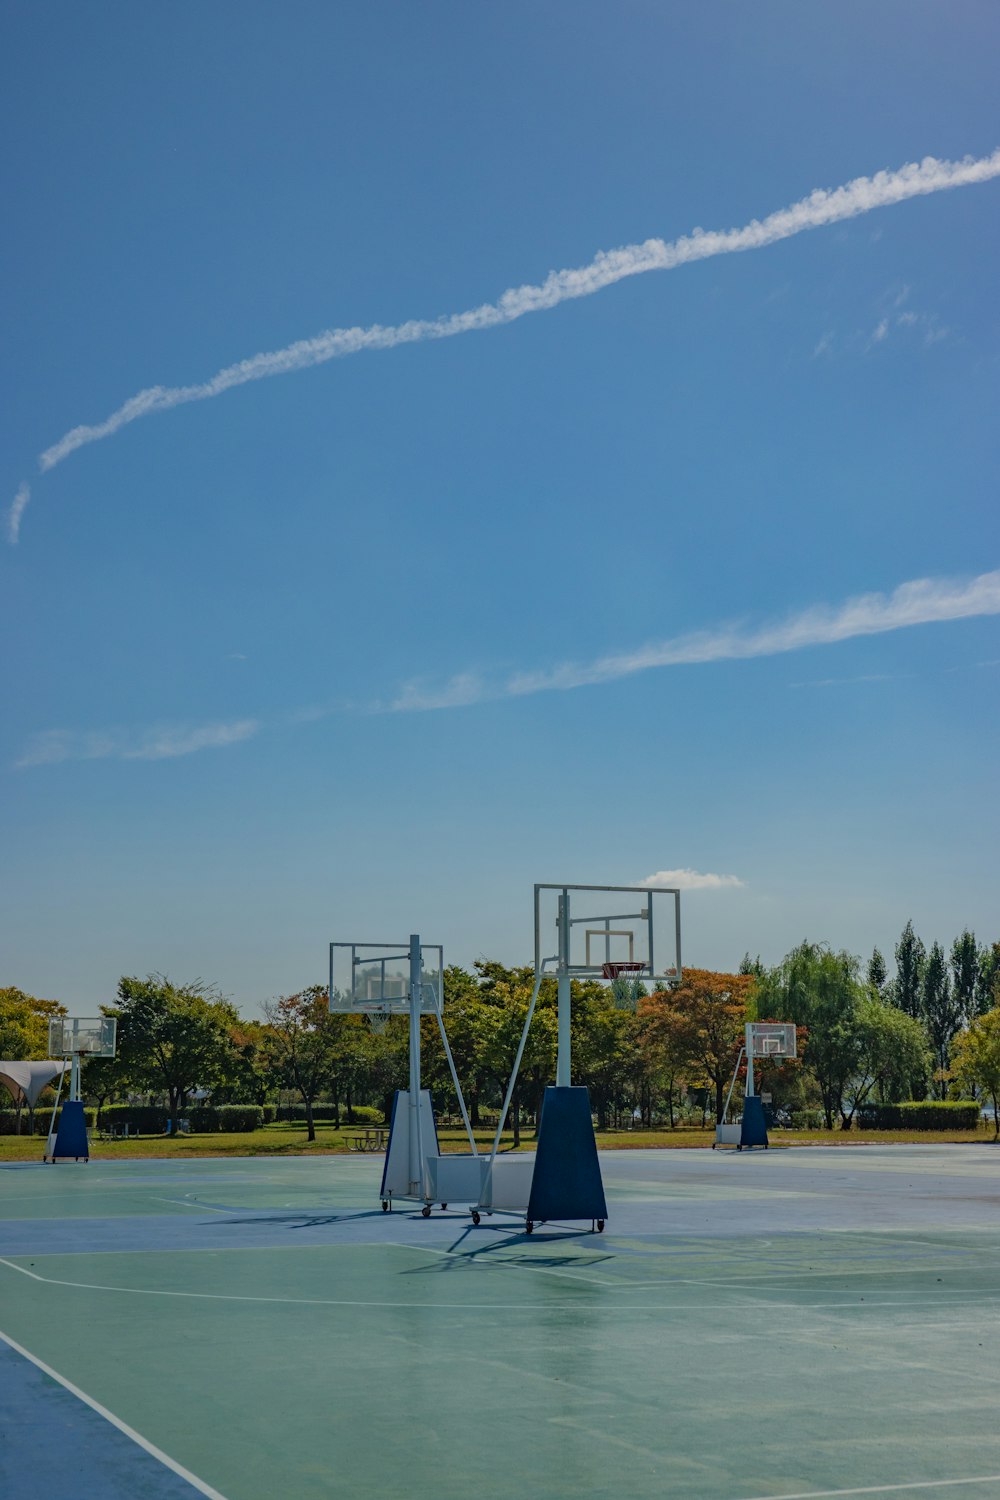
[47,1017,117,1057]
[533,884,681,986]
[328,941,443,1017]
[747,1022,796,1058]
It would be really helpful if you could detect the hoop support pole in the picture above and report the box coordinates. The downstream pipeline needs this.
[435,1004,478,1155]
[408,934,423,1197]
[480,959,553,1203]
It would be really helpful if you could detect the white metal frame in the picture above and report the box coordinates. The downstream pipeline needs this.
[328,936,477,1204]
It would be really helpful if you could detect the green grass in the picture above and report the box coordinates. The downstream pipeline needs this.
[0,1117,994,1161]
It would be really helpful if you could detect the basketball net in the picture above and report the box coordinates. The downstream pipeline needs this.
[602,961,646,1013]
[367,1009,390,1035]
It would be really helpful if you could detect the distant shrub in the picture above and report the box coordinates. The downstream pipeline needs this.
[0,1108,96,1135]
[855,1101,980,1131]
[345,1105,383,1124]
[216,1105,263,1132]
[897,1101,980,1131]
[274,1104,384,1124]
[98,1104,168,1134]
[790,1110,824,1130]
[260,1105,275,1124]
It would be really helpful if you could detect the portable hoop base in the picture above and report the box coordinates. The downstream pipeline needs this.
[740,1095,769,1150]
[525,1087,608,1229]
[46,1100,89,1163]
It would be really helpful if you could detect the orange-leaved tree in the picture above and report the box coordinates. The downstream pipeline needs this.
[640,968,755,1124]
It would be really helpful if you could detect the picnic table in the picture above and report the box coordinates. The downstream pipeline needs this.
[348,1128,388,1153]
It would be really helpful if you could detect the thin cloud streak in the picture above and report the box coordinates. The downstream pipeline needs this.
[639,869,745,891]
[388,569,1000,711]
[7,484,30,544]
[17,718,260,769]
[26,147,1000,490]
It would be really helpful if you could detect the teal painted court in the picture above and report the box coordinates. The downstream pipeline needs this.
[2,1145,1000,1500]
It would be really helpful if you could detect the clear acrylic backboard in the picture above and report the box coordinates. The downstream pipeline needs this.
[328,941,443,1017]
[534,884,681,985]
[747,1022,796,1058]
[47,1016,117,1057]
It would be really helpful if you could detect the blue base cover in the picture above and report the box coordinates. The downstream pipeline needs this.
[526,1086,608,1223]
[51,1100,89,1160]
[740,1095,769,1149]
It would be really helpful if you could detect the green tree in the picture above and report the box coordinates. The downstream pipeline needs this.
[110,976,239,1130]
[974,943,1000,1018]
[572,983,634,1130]
[950,930,981,1028]
[0,986,66,1059]
[867,948,888,998]
[951,1009,1000,1138]
[842,995,930,1123]
[893,921,925,1018]
[217,1017,274,1105]
[922,941,962,1098]
[475,962,556,1147]
[263,986,338,1141]
[756,942,864,1129]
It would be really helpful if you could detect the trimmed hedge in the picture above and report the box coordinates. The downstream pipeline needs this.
[215,1105,263,1132]
[97,1104,168,1134]
[274,1103,384,1125]
[855,1101,981,1131]
[0,1108,96,1135]
[790,1110,824,1130]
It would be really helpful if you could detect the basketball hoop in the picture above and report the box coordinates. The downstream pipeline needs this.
[602,961,646,1012]
[367,1010,390,1035]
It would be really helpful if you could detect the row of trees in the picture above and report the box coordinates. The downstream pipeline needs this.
[3,920,998,1138]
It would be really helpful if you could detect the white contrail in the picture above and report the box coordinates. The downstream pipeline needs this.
[388,568,1000,710]
[16,718,260,768]
[20,146,1000,496]
[7,483,30,544]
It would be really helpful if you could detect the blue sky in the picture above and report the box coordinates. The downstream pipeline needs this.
[2,2,998,1015]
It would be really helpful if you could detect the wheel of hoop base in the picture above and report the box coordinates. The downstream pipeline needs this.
[471,1210,481,1226]
[596,1219,605,1233]
[421,1205,431,1218]
[525,1220,534,1235]
[381,1200,389,1212]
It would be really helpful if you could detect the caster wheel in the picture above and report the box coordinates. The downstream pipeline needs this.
[737,1145,742,1152]
[421,1205,431,1218]
[525,1221,534,1235]
[381,1200,389,1213]
[440,1203,448,1210]
[596,1220,605,1233]
[471,1211,481,1226]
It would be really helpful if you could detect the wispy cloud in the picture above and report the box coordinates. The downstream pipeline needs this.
[789,671,915,689]
[639,869,745,891]
[8,147,999,540]
[386,568,1000,711]
[7,484,30,544]
[17,718,260,768]
[867,306,950,350]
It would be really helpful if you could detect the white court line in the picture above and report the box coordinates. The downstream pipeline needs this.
[151,1197,241,1214]
[0,1326,232,1500]
[736,1475,1000,1499]
[2,1256,998,1314]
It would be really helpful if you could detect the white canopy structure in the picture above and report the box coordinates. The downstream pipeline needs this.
[0,1059,70,1130]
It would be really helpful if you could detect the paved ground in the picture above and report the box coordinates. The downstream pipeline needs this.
[2,1145,999,1500]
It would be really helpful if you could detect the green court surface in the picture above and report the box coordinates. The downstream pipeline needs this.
[2,1145,1000,1500]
